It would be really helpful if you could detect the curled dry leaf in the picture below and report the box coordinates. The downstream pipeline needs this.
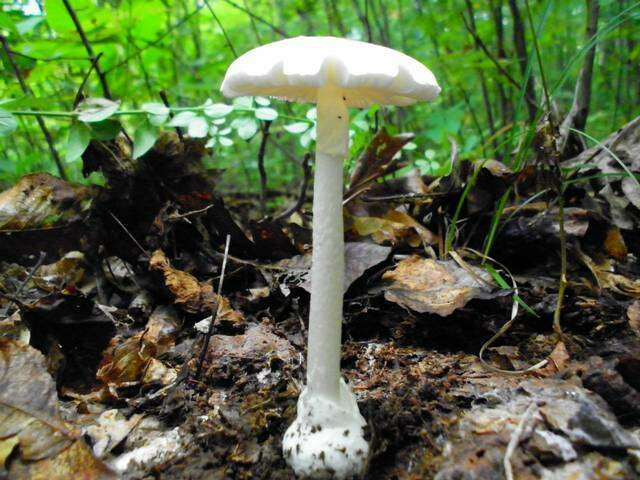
[0,339,114,479]
[85,410,144,458]
[347,209,435,247]
[149,249,243,325]
[97,306,179,389]
[380,255,495,316]
[603,227,628,261]
[627,301,640,336]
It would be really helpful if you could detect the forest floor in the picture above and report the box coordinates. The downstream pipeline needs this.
[1,121,640,480]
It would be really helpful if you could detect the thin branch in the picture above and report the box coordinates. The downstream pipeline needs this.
[559,0,600,152]
[257,121,272,216]
[73,52,104,107]
[108,212,150,259]
[203,0,238,58]
[0,35,67,180]
[275,153,312,221]
[508,0,537,121]
[62,0,112,99]
[220,0,288,37]
[105,5,205,74]
[159,91,184,141]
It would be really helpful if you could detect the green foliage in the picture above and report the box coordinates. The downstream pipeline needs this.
[0,0,638,188]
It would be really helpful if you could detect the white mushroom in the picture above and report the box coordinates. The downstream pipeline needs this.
[221,36,440,479]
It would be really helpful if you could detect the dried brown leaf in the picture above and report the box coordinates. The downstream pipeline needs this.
[0,339,114,479]
[97,306,178,388]
[628,301,640,336]
[603,227,628,260]
[381,255,495,316]
[149,250,243,325]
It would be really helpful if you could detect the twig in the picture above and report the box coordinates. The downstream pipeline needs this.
[73,52,104,107]
[203,0,238,58]
[504,402,537,480]
[159,91,183,141]
[221,0,288,37]
[361,192,446,203]
[508,0,537,121]
[108,212,150,258]
[0,35,67,180]
[274,153,312,221]
[257,121,272,216]
[195,235,231,380]
[14,252,47,298]
[105,5,205,74]
[62,0,112,99]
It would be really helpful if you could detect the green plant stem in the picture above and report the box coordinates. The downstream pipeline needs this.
[9,106,311,124]
[553,194,567,336]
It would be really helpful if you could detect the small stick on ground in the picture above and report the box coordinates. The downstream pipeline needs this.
[0,35,67,180]
[274,153,311,221]
[108,212,150,259]
[195,234,231,380]
[504,402,537,480]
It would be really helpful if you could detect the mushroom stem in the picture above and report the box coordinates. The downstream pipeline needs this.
[307,85,349,400]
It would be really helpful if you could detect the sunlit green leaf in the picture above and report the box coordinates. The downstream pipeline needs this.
[0,109,17,137]
[187,116,208,138]
[231,117,258,140]
[204,102,233,118]
[168,111,196,127]
[76,98,121,123]
[142,102,169,126]
[284,122,309,134]
[254,107,278,121]
[219,136,233,147]
[254,96,270,106]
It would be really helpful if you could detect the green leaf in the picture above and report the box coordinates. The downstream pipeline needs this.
[66,122,91,162]
[168,111,196,127]
[16,16,44,35]
[205,137,216,148]
[90,120,121,141]
[204,102,233,118]
[133,121,158,159]
[141,102,169,126]
[233,97,253,108]
[284,122,310,134]
[76,98,121,123]
[187,116,208,138]
[254,96,270,106]
[306,107,317,121]
[219,136,233,147]
[0,12,17,34]
[231,117,258,140]
[0,109,18,137]
[255,107,278,121]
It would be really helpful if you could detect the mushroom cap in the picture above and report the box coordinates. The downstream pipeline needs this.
[221,36,440,108]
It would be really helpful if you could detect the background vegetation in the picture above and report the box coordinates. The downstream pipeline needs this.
[0,0,639,194]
